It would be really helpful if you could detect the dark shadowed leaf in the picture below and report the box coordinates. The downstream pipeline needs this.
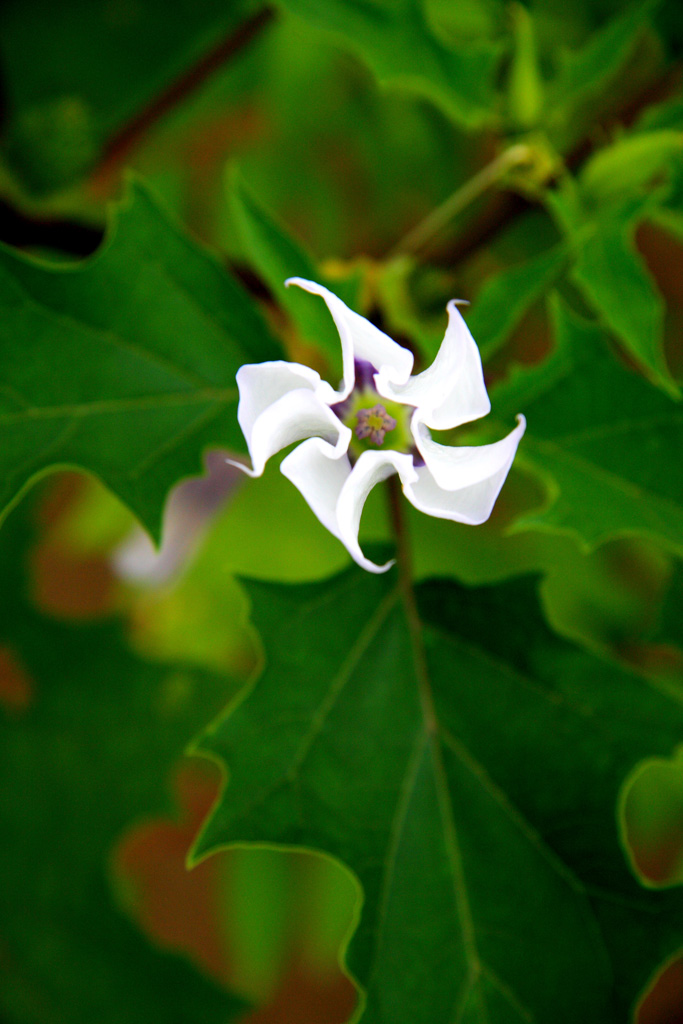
[546,1,655,146]
[651,559,683,651]
[0,0,265,193]
[0,500,243,1024]
[191,559,683,1024]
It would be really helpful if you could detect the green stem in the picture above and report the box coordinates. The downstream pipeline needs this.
[387,142,534,260]
[386,473,414,583]
[385,476,436,734]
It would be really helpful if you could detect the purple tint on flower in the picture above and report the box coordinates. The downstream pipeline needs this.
[354,358,378,393]
[329,395,351,420]
[331,359,379,421]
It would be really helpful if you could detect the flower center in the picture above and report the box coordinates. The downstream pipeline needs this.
[331,360,418,461]
[355,404,396,446]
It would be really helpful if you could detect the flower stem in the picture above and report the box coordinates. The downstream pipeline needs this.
[385,476,437,734]
[386,474,413,582]
[387,142,534,260]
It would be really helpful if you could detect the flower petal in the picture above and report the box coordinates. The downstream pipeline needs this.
[280,437,351,540]
[236,360,325,441]
[286,278,414,399]
[412,414,526,491]
[244,389,351,477]
[336,450,417,573]
[377,300,490,430]
[401,416,526,524]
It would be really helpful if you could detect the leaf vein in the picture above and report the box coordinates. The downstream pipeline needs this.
[285,585,401,782]
[439,725,585,896]
[365,730,429,992]
[0,388,237,425]
[3,273,213,390]
[538,409,683,447]
[527,437,683,533]
[125,401,228,480]
[480,966,534,1023]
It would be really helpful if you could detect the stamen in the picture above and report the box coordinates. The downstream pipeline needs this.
[355,404,397,446]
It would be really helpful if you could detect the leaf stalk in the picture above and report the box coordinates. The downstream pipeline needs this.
[385,475,437,734]
[387,142,534,260]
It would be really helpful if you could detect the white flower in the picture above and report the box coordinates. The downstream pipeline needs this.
[232,278,525,573]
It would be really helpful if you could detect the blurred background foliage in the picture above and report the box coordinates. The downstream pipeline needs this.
[1,0,683,1020]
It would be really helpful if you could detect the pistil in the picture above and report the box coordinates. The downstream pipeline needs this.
[355,404,397,446]
[331,359,416,458]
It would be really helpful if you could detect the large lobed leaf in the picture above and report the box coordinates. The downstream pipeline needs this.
[0,499,243,1023]
[275,0,499,128]
[192,559,683,1024]
[653,559,683,651]
[545,0,657,149]
[493,295,683,557]
[569,197,677,398]
[0,178,281,541]
[545,185,676,396]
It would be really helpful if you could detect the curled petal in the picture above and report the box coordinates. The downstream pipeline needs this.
[236,360,327,442]
[280,437,351,541]
[286,278,414,400]
[402,416,526,524]
[241,389,351,477]
[377,301,490,429]
[336,450,418,573]
[412,414,526,492]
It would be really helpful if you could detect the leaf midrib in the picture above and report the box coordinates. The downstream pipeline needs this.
[285,584,402,781]
[383,571,485,1020]
[427,620,683,899]
[0,387,237,424]
[207,580,404,840]
[2,269,216,392]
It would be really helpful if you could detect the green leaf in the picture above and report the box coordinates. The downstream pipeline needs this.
[191,559,683,1023]
[507,2,544,130]
[275,0,500,128]
[466,244,567,361]
[580,130,683,204]
[0,177,281,541]
[570,199,677,396]
[547,1,654,141]
[652,560,683,651]
[0,499,243,1024]
[636,93,683,133]
[230,170,359,371]
[0,0,264,193]
[493,295,683,555]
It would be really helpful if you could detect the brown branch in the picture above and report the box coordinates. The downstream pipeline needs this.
[0,7,278,254]
[97,6,276,175]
